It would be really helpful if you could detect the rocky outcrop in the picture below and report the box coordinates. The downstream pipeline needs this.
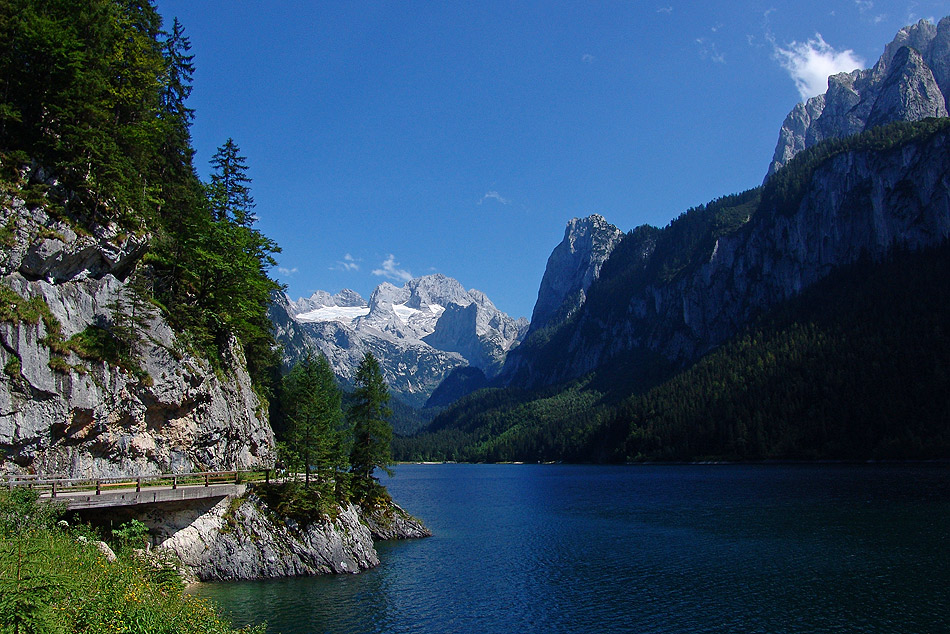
[522,126,950,385]
[149,495,379,580]
[147,493,429,581]
[271,274,526,408]
[527,215,623,334]
[768,17,950,177]
[496,214,622,386]
[360,502,431,540]
[0,192,274,477]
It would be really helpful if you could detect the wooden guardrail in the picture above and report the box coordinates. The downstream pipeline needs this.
[1,469,274,498]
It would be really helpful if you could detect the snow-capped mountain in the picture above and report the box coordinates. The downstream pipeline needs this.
[269,274,528,408]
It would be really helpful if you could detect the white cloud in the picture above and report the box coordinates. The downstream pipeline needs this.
[372,254,413,282]
[656,6,673,14]
[341,254,359,271]
[582,53,595,64]
[278,266,298,276]
[773,34,865,100]
[696,37,726,64]
[478,191,511,205]
[330,253,361,272]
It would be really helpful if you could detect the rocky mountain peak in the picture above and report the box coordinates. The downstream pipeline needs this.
[867,45,948,128]
[288,288,367,316]
[767,15,950,177]
[528,214,623,333]
[272,273,527,407]
[402,274,470,310]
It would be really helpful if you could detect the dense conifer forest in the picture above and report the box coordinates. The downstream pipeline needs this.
[0,0,282,397]
[397,120,950,463]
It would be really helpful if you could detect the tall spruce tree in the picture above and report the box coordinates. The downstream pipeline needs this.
[281,353,347,489]
[348,353,394,499]
[208,137,254,226]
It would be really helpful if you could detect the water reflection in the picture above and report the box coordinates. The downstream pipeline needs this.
[193,464,950,634]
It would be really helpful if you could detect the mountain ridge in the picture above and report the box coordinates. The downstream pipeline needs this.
[270,273,527,408]
[399,16,950,462]
[767,17,950,177]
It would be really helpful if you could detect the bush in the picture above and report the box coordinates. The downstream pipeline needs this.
[0,489,264,634]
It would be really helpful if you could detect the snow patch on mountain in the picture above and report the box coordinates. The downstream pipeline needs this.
[272,274,528,407]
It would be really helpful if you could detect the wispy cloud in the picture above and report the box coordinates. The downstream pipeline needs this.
[278,266,298,276]
[331,253,360,272]
[581,53,595,64]
[773,33,865,100]
[656,6,673,14]
[478,191,511,205]
[855,0,887,23]
[372,254,413,282]
[696,37,726,64]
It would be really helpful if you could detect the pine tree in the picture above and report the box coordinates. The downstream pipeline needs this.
[282,353,347,488]
[348,353,394,500]
[208,137,255,225]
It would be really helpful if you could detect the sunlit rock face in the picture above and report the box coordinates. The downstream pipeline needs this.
[528,214,624,334]
[270,274,527,408]
[0,196,275,478]
[768,17,950,178]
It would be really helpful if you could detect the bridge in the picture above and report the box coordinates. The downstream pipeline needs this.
[2,470,273,510]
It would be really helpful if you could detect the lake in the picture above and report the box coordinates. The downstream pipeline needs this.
[192,463,950,633]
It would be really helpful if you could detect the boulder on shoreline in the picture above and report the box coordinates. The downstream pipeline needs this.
[145,490,429,582]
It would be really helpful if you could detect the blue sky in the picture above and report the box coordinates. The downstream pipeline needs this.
[153,0,946,320]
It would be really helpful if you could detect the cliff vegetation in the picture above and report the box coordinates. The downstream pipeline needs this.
[398,120,950,463]
[0,487,263,634]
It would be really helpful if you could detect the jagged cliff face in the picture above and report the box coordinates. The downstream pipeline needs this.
[768,17,950,176]
[528,214,623,333]
[512,128,950,387]
[0,197,275,477]
[497,214,622,385]
[270,274,527,408]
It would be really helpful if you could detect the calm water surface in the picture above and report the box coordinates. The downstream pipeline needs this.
[192,464,950,633]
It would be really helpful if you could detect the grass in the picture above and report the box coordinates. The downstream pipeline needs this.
[0,488,266,634]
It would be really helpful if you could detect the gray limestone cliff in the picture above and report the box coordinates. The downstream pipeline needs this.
[527,214,623,334]
[535,126,950,384]
[0,190,274,478]
[497,214,622,386]
[145,492,430,580]
[768,17,950,177]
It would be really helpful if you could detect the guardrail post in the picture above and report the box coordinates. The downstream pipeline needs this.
[136,477,141,493]
[172,476,177,490]
[51,481,56,498]
[204,473,209,487]
[234,471,239,484]
[265,469,270,484]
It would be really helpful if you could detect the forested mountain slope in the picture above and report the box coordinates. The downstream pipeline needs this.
[0,1,279,476]
[399,117,950,462]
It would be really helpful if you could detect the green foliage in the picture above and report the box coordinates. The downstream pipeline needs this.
[280,352,348,491]
[0,2,283,399]
[253,482,346,524]
[0,489,264,634]
[348,353,394,498]
[208,138,254,225]
[402,242,950,463]
[110,519,149,552]
[761,117,950,218]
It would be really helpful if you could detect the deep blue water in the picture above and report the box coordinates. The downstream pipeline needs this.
[192,464,950,633]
